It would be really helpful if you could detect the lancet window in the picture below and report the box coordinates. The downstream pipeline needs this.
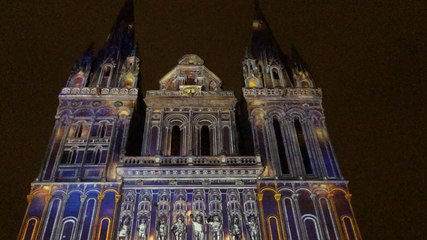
[303,216,321,240]
[94,121,112,138]
[85,147,107,164]
[273,118,290,175]
[69,121,89,139]
[61,148,83,164]
[294,119,313,175]
[282,197,300,240]
[99,64,113,87]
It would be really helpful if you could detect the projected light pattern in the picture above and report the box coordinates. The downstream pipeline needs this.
[18,0,361,239]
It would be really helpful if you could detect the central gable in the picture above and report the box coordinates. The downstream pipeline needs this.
[159,54,222,91]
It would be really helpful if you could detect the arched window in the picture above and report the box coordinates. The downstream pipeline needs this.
[41,198,61,240]
[267,216,281,240]
[98,218,111,240]
[74,123,83,138]
[99,65,113,87]
[272,68,280,81]
[258,64,263,75]
[342,216,357,240]
[104,66,111,77]
[98,122,107,138]
[294,119,313,174]
[243,64,249,74]
[273,119,289,174]
[80,198,96,240]
[60,218,77,240]
[283,197,300,240]
[70,121,89,139]
[320,198,338,240]
[222,127,230,155]
[61,148,81,164]
[72,76,84,88]
[23,218,38,240]
[303,217,321,240]
[171,125,181,156]
[302,80,310,88]
[200,125,211,156]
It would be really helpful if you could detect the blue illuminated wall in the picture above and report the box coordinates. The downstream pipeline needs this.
[18,0,361,239]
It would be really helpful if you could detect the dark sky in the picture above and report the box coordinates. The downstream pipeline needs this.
[1,0,426,239]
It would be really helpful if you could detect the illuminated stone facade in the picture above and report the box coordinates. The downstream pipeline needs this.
[18,1,361,239]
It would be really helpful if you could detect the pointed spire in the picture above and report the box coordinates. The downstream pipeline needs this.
[249,0,286,62]
[97,0,135,63]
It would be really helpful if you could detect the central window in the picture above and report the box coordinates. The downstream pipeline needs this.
[171,125,181,155]
[200,125,211,156]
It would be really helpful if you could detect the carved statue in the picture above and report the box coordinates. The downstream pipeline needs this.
[171,216,186,240]
[190,213,205,240]
[137,218,147,240]
[229,216,242,240]
[156,217,168,240]
[118,216,131,239]
[207,214,223,240]
[246,216,259,240]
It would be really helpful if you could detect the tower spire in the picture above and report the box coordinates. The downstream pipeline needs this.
[98,0,135,63]
[250,0,286,62]
[89,0,139,88]
[243,1,292,89]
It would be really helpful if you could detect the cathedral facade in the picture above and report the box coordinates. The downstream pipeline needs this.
[18,1,361,239]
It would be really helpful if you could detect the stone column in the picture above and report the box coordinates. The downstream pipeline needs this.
[75,193,88,239]
[274,193,286,239]
[91,192,105,240]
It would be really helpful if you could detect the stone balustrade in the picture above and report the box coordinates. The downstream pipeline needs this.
[146,90,234,97]
[60,87,138,96]
[243,88,322,98]
[121,155,261,166]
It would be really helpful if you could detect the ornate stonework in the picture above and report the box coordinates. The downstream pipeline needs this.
[18,1,361,240]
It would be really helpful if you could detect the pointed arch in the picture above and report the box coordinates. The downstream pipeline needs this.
[302,215,321,240]
[22,217,39,240]
[99,63,114,88]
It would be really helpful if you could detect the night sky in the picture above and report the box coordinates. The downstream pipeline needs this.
[1,0,426,239]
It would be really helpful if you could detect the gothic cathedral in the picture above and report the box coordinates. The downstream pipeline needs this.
[18,1,361,239]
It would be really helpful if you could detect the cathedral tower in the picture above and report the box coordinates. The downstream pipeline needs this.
[19,1,139,239]
[242,2,361,239]
[19,1,361,239]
